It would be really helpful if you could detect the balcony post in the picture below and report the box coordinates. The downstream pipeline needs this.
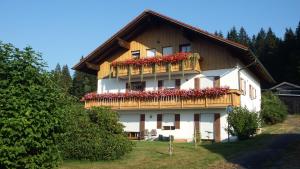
[159,98,161,109]
[138,99,141,109]
[205,97,208,107]
[231,93,235,106]
[181,98,183,108]
[118,99,121,109]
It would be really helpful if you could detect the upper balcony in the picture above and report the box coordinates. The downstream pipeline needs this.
[82,88,241,110]
[108,52,200,79]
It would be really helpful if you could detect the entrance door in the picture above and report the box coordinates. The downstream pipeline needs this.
[200,113,214,140]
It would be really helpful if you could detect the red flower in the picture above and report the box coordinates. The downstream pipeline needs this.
[111,52,191,67]
[81,87,230,101]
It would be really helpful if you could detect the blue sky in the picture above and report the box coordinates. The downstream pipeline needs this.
[1,0,299,75]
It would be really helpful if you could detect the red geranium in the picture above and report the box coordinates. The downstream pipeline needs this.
[111,52,191,67]
[81,87,230,101]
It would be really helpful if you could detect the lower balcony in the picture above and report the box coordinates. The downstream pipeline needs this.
[83,88,241,110]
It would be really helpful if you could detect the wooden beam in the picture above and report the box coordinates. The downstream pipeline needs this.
[117,37,130,50]
[85,62,99,71]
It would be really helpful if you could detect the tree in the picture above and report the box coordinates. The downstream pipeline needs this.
[53,63,62,84]
[261,92,288,124]
[0,41,66,168]
[227,27,239,42]
[214,30,223,38]
[70,57,97,99]
[227,107,260,140]
[238,27,250,46]
[59,106,133,160]
[61,65,72,93]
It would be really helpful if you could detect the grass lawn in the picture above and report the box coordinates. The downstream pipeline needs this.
[60,115,300,169]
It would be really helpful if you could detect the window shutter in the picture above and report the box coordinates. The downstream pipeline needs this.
[249,85,252,99]
[157,114,162,129]
[158,80,163,90]
[240,78,244,94]
[194,114,200,133]
[175,114,180,129]
[194,78,200,90]
[244,80,247,95]
[214,113,221,142]
[140,114,145,139]
[213,76,220,88]
[142,81,146,91]
[175,79,181,89]
[126,83,130,92]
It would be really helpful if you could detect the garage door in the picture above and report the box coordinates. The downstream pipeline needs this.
[200,113,214,140]
[119,114,140,132]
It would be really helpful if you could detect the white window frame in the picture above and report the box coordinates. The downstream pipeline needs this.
[162,46,173,56]
[146,49,156,58]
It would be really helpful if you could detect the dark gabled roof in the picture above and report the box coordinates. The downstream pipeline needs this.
[73,9,275,84]
[270,82,300,90]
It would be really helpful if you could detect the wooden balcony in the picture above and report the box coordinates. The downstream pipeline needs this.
[84,90,241,110]
[110,53,200,79]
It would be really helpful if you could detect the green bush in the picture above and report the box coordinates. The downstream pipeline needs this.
[227,107,260,140]
[261,92,288,125]
[0,42,66,168]
[59,106,133,160]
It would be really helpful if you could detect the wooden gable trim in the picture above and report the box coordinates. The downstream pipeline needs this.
[85,62,99,71]
[116,37,130,50]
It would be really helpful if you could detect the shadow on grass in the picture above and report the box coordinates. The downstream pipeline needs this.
[202,133,300,169]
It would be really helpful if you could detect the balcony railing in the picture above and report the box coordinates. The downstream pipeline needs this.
[84,89,241,110]
[109,53,200,79]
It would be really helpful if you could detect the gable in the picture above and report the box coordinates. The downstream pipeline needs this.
[97,24,237,79]
[73,10,275,84]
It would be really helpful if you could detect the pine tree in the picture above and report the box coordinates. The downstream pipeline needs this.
[53,63,62,84]
[71,70,97,99]
[227,27,238,42]
[238,27,250,46]
[252,28,266,58]
[214,31,223,38]
[61,65,72,93]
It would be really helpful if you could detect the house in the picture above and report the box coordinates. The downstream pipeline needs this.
[270,82,300,114]
[73,10,274,142]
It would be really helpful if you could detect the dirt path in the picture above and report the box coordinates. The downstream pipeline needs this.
[210,115,300,169]
[232,134,300,169]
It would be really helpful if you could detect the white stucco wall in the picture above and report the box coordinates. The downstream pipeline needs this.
[238,65,261,112]
[118,109,231,142]
[99,66,262,142]
[98,67,239,93]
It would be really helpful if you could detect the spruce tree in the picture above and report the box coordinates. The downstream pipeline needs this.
[238,27,250,46]
[61,65,72,93]
[227,27,239,42]
[71,70,97,99]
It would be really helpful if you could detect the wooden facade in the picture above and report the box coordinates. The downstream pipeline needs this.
[97,24,237,79]
[84,90,241,110]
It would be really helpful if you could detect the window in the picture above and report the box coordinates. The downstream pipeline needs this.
[131,50,140,59]
[158,80,164,90]
[213,76,220,88]
[162,114,175,130]
[165,80,175,89]
[179,44,191,52]
[249,85,256,100]
[126,81,145,91]
[240,78,246,95]
[162,46,173,56]
[146,49,156,58]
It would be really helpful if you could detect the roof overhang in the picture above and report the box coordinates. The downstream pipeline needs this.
[73,10,275,84]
